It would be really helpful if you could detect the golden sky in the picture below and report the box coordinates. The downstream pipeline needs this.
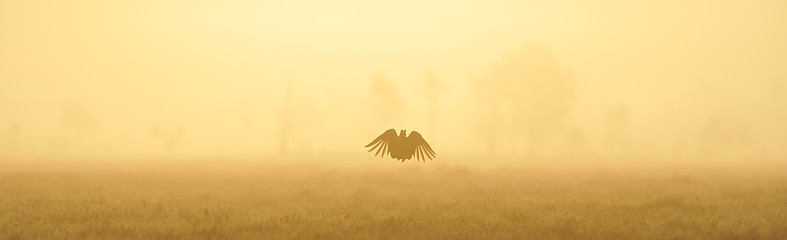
[1,0,786,161]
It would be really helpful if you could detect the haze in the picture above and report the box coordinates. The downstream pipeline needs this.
[2,0,786,162]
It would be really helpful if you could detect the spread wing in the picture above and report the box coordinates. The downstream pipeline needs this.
[365,129,397,157]
[407,131,436,162]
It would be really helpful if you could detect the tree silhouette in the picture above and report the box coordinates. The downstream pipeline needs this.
[486,43,574,157]
[369,73,404,127]
[280,79,294,153]
[61,101,97,135]
[60,100,98,158]
[422,71,446,136]
[151,126,185,159]
[768,78,787,157]
[239,96,251,157]
[468,72,499,155]
[605,104,630,157]
[692,80,753,158]
[276,79,320,153]
[5,123,21,158]
[567,126,589,159]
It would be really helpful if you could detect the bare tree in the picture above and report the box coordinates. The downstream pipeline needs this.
[61,100,98,158]
[422,71,446,136]
[769,78,787,157]
[567,126,589,159]
[151,126,185,159]
[468,72,499,155]
[698,115,751,158]
[605,104,630,157]
[239,96,251,157]
[369,73,404,127]
[280,79,294,153]
[486,43,574,157]
[62,100,97,135]
[5,123,21,159]
[277,79,320,153]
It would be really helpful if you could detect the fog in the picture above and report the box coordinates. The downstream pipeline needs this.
[2,0,786,162]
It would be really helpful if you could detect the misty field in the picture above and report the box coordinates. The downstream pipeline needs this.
[1,159,786,240]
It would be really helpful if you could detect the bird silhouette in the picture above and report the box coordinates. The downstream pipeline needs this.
[365,129,436,162]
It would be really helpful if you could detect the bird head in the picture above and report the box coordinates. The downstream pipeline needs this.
[399,129,406,137]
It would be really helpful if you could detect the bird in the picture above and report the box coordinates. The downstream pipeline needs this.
[365,129,436,162]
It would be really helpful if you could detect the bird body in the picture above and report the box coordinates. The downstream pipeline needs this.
[365,129,436,162]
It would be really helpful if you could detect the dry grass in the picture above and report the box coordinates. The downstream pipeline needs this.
[1,159,786,240]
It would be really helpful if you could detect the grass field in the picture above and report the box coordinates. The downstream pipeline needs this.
[1,158,786,239]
